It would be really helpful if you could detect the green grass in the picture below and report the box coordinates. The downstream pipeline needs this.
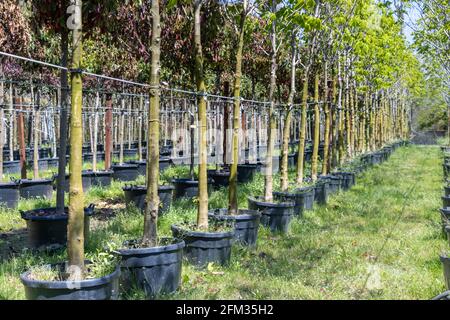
[0,145,447,299]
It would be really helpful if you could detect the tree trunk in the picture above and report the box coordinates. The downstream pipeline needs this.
[194,0,208,229]
[143,0,161,246]
[322,63,330,175]
[281,34,296,192]
[228,0,247,214]
[17,95,27,179]
[92,92,99,172]
[33,89,40,179]
[311,73,320,182]
[105,95,113,170]
[67,0,85,280]
[56,28,69,214]
[296,76,308,185]
[138,95,143,162]
[9,84,14,162]
[264,0,277,202]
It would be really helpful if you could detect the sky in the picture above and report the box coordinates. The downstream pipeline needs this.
[403,4,420,44]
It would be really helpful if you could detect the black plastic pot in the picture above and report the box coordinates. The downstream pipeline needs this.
[371,153,383,165]
[3,160,20,175]
[117,238,185,298]
[446,226,450,247]
[445,186,450,197]
[332,172,355,190]
[171,178,199,199]
[123,148,138,158]
[92,171,113,188]
[237,164,257,183]
[318,175,341,194]
[46,158,59,168]
[159,157,172,172]
[273,191,307,217]
[313,180,329,205]
[20,262,120,300]
[0,182,20,209]
[432,291,450,300]
[247,197,295,233]
[19,179,53,200]
[128,160,146,176]
[112,164,140,182]
[123,185,174,214]
[440,255,450,290]
[61,171,95,192]
[442,196,450,208]
[295,187,315,211]
[20,205,94,249]
[27,159,49,172]
[440,208,450,232]
[207,170,230,188]
[208,209,261,247]
[171,224,234,267]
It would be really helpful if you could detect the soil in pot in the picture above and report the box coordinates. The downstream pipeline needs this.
[20,261,120,300]
[112,164,140,182]
[171,178,199,199]
[237,164,257,183]
[208,208,261,247]
[19,179,54,200]
[20,205,94,249]
[247,196,295,234]
[207,169,230,189]
[0,182,20,209]
[117,238,185,298]
[123,185,174,214]
[171,224,234,267]
[440,255,450,290]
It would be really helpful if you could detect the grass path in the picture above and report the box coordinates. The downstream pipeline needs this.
[0,145,447,299]
[167,145,447,300]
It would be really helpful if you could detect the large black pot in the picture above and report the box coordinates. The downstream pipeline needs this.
[273,188,313,217]
[20,205,94,249]
[117,238,185,298]
[123,185,174,214]
[3,160,20,175]
[207,170,230,188]
[159,157,172,172]
[0,182,20,209]
[20,262,120,300]
[123,148,138,158]
[318,175,342,194]
[92,171,113,188]
[247,197,295,233]
[295,187,315,211]
[237,164,257,183]
[171,225,234,267]
[442,196,450,208]
[440,208,450,232]
[171,178,199,199]
[208,209,261,247]
[313,180,329,205]
[62,171,95,192]
[27,159,49,172]
[112,164,140,182]
[332,172,355,190]
[128,160,146,176]
[19,179,53,200]
[46,158,59,168]
[446,226,450,247]
[371,153,383,165]
[440,255,450,290]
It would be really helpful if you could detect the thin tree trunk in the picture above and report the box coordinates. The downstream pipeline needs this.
[67,0,85,280]
[138,95,143,162]
[56,27,69,214]
[228,0,247,214]
[143,0,161,246]
[322,63,330,175]
[17,95,27,179]
[33,89,40,179]
[311,73,320,181]
[194,0,208,229]
[281,34,296,192]
[92,92,99,172]
[9,84,14,162]
[296,76,308,185]
[105,95,113,170]
[264,0,277,202]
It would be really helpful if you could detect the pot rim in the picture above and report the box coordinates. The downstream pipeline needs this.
[20,263,120,289]
[116,237,185,256]
[208,208,261,220]
[21,205,95,221]
[247,196,295,208]
[171,224,235,238]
